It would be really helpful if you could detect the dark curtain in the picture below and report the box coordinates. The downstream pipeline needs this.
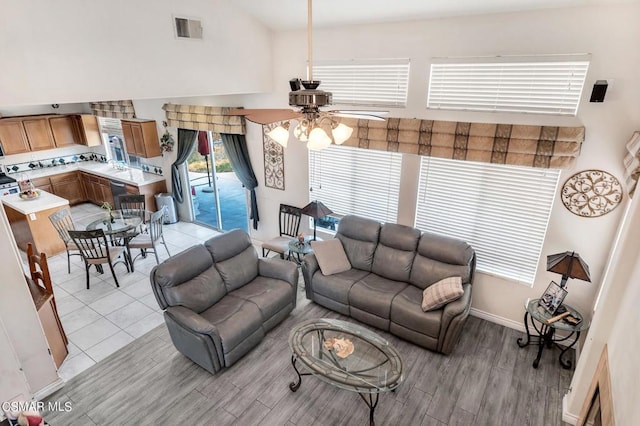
[221,133,260,230]
[171,129,198,203]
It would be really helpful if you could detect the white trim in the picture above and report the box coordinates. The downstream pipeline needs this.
[562,394,579,425]
[470,307,526,333]
[33,378,65,400]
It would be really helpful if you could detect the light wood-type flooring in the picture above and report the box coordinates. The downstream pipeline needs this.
[43,287,573,425]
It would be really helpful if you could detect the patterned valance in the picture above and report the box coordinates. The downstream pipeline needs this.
[162,104,245,135]
[90,100,136,119]
[339,118,585,169]
[623,131,640,197]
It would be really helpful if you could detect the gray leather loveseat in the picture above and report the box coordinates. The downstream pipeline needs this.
[150,229,298,373]
[302,215,476,355]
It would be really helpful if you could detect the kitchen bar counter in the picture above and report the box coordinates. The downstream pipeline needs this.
[2,190,69,255]
[13,161,165,186]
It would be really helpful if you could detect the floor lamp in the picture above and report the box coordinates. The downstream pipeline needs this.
[301,200,333,241]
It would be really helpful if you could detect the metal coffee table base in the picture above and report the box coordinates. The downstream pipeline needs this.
[289,355,382,426]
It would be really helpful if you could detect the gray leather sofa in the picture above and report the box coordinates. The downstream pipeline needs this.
[302,215,476,355]
[150,229,298,373]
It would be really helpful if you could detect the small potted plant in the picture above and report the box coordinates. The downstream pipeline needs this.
[101,201,115,223]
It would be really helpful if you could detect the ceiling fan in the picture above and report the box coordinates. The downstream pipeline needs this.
[229,0,386,150]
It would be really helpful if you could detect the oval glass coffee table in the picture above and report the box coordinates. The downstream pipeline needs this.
[288,318,404,426]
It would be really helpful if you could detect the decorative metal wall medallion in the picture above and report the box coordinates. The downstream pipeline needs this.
[263,123,285,190]
[561,170,623,217]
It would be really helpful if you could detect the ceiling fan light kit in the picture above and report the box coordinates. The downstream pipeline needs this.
[230,0,384,151]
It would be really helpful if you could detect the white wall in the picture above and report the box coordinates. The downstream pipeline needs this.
[244,3,640,329]
[0,0,272,106]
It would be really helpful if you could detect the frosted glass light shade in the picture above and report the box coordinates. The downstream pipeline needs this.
[267,125,289,147]
[307,127,332,151]
[331,123,353,145]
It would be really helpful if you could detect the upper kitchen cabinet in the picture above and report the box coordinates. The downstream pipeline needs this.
[73,114,102,147]
[49,115,80,148]
[22,117,56,151]
[121,119,161,158]
[0,120,31,154]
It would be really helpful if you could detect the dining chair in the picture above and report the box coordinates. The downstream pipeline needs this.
[48,208,82,273]
[117,194,147,232]
[26,243,68,346]
[68,229,130,289]
[261,204,302,258]
[126,208,171,271]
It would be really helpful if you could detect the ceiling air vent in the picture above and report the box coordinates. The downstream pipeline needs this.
[174,16,203,39]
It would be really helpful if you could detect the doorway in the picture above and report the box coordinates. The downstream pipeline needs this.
[187,131,249,232]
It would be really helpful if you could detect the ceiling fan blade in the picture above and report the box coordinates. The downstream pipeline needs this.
[329,110,389,116]
[228,109,303,125]
[330,112,387,121]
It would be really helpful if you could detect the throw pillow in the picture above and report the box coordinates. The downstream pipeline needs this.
[421,276,464,312]
[311,239,351,276]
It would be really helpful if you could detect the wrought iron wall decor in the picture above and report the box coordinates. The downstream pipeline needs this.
[263,123,285,190]
[561,170,623,217]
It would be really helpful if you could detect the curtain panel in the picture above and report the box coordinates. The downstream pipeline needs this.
[339,118,585,169]
[90,100,136,119]
[171,129,198,204]
[162,104,245,135]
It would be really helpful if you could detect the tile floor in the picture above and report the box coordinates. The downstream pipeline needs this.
[22,203,221,381]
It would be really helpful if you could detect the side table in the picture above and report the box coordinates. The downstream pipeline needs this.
[517,299,590,369]
[287,236,321,265]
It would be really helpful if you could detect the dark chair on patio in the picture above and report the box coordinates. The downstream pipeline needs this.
[261,204,302,258]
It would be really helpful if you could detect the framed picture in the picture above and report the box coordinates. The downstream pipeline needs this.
[538,281,568,314]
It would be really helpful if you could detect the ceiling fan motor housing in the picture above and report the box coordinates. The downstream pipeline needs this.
[289,89,332,110]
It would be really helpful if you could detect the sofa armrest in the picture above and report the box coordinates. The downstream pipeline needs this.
[301,253,320,299]
[163,305,226,372]
[258,258,298,288]
[438,283,472,354]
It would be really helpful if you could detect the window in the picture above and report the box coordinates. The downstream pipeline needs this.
[313,59,410,107]
[309,145,402,230]
[96,117,128,163]
[415,157,560,285]
[427,58,589,115]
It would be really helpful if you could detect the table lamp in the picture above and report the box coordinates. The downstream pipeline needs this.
[301,200,332,241]
[546,251,591,289]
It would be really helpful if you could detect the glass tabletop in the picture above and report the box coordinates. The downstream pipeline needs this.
[289,318,404,394]
[527,298,590,332]
[288,236,320,255]
[86,210,143,235]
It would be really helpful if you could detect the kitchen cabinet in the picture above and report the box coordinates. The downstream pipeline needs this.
[74,114,102,147]
[22,117,56,151]
[49,116,80,148]
[121,119,161,158]
[81,172,113,207]
[50,172,85,205]
[0,120,30,154]
[31,176,53,194]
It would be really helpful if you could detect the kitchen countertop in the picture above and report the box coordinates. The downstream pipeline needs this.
[13,162,166,186]
[2,190,69,215]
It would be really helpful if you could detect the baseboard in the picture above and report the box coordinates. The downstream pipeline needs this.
[562,394,579,425]
[33,378,65,401]
[469,307,526,333]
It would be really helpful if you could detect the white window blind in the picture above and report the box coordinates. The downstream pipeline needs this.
[309,145,402,224]
[97,117,123,136]
[427,60,589,115]
[415,157,560,285]
[313,59,410,107]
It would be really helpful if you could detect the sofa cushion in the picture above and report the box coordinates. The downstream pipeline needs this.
[151,245,226,313]
[312,269,370,305]
[206,230,259,292]
[311,239,351,275]
[230,276,294,320]
[199,295,264,356]
[349,274,407,319]
[336,215,381,271]
[372,223,420,282]
[391,286,442,338]
[409,232,474,289]
[421,276,464,311]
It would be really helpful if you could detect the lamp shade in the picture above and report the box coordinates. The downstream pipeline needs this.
[301,200,333,219]
[547,251,591,282]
